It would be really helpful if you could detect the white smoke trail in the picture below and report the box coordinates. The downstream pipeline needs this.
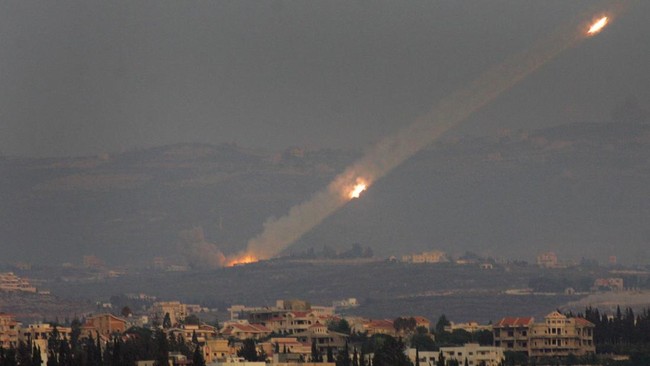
[231,3,628,263]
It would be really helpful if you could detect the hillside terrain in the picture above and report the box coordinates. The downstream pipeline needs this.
[1,122,649,266]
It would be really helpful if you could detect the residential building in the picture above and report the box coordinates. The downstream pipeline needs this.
[21,323,72,365]
[293,323,348,356]
[221,322,272,340]
[167,324,218,345]
[593,278,624,291]
[0,313,20,348]
[402,251,448,264]
[204,339,232,363]
[536,252,558,268]
[445,321,492,333]
[440,344,504,366]
[0,272,36,293]
[494,312,595,358]
[82,313,127,338]
[528,311,595,357]
[407,344,504,366]
[151,301,189,326]
[493,317,534,352]
[351,319,396,336]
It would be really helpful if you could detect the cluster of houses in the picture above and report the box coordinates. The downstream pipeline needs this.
[0,297,597,366]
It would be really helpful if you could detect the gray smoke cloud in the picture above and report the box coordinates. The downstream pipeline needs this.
[231,2,630,264]
[178,226,227,269]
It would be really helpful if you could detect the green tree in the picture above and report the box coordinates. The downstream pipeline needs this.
[185,314,200,326]
[329,319,352,334]
[311,339,321,362]
[336,341,351,366]
[154,328,169,366]
[372,336,410,366]
[238,339,261,362]
[193,346,206,366]
[410,333,436,351]
[435,315,450,335]
[16,341,31,366]
[436,351,445,366]
[32,344,43,366]
[162,313,172,329]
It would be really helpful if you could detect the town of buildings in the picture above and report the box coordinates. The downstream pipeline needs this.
[0,294,600,366]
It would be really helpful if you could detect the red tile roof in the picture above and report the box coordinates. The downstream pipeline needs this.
[495,317,534,327]
[574,318,594,327]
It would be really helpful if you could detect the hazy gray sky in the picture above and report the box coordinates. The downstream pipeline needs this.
[1,1,648,157]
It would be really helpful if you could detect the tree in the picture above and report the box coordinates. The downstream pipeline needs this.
[191,330,199,345]
[436,351,445,366]
[238,339,261,362]
[193,346,206,366]
[372,336,410,366]
[154,328,169,366]
[16,341,31,366]
[411,333,436,351]
[162,313,172,329]
[121,306,133,318]
[32,344,43,366]
[435,315,450,334]
[329,319,351,334]
[311,339,321,362]
[185,314,200,326]
[336,341,351,366]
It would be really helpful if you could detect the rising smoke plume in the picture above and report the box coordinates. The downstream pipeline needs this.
[228,2,629,265]
[178,226,227,269]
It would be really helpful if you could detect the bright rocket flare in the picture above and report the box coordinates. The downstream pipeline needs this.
[588,16,609,35]
[349,181,367,199]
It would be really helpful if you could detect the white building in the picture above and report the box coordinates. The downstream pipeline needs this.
[407,344,504,366]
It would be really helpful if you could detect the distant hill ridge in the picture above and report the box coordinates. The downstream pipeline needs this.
[1,122,649,266]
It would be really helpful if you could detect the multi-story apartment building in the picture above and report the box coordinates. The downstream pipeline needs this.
[151,301,189,326]
[493,317,534,352]
[528,311,595,357]
[407,344,504,366]
[494,312,595,358]
[82,313,127,338]
[0,272,36,293]
[0,313,20,348]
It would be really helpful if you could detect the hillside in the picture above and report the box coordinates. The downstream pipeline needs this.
[1,122,649,266]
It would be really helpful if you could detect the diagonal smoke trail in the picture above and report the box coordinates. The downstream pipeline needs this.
[231,3,629,264]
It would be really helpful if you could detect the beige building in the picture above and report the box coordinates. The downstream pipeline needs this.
[151,301,189,326]
[407,344,504,366]
[203,338,233,363]
[536,252,559,268]
[0,313,20,348]
[445,321,492,333]
[494,312,595,358]
[493,317,534,352]
[82,313,127,338]
[528,311,595,357]
[0,272,36,293]
[21,323,73,365]
[402,251,448,264]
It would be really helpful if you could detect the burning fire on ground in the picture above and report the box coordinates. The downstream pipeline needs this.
[587,16,609,35]
[226,253,258,267]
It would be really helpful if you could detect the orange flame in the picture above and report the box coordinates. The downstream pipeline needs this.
[226,254,258,267]
[587,16,608,35]
[349,180,367,199]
